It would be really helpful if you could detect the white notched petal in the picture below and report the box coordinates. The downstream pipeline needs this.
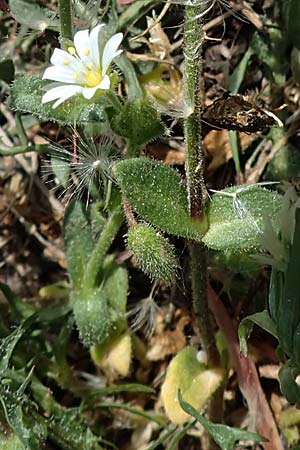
[101,33,123,75]
[50,48,80,68]
[89,24,104,67]
[42,84,82,105]
[81,75,110,99]
[52,88,83,108]
[98,74,110,90]
[43,66,77,84]
[73,29,90,61]
[82,86,98,100]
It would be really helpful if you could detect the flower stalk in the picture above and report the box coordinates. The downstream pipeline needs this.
[59,0,73,41]
[83,207,124,290]
[183,2,222,435]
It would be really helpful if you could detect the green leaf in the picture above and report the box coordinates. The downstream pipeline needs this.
[287,0,300,50]
[103,260,128,318]
[0,315,37,371]
[161,347,223,424]
[268,268,284,325]
[114,53,143,99]
[63,201,94,290]
[0,282,36,319]
[89,401,165,426]
[251,31,289,85]
[73,286,110,347]
[0,59,15,84]
[87,383,154,398]
[229,47,253,94]
[9,75,108,126]
[0,432,24,450]
[279,362,300,404]
[203,186,282,252]
[113,158,208,239]
[118,0,161,30]
[47,407,103,450]
[277,208,300,359]
[0,386,47,450]
[111,99,165,145]
[9,0,59,31]
[178,391,267,450]
[238,311,278,356]
[266,128,300,181]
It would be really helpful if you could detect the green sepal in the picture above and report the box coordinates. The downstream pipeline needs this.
[178,391,267,450]
[9,75,108,126]
[203,186,282,252]
[127,223,178,285]
[111,99,165,145]
[113,158,208,239]
[63,201,94,291]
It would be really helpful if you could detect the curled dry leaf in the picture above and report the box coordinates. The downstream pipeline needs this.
[146,309,189,361]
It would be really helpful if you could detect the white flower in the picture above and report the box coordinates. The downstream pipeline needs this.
[42,24,123,108]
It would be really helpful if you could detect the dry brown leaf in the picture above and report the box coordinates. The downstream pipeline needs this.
[146,311,189,361]
[147,143,185,165]
[205,130,256,172]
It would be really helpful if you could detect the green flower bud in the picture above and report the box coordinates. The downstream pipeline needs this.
[127,223,178,285]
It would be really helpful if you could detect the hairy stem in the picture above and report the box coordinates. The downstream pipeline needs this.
[184,4,222,439]
[83,207,124,289]
[184,5,207,219]
[189,244,220,367]
[59,0,73,40]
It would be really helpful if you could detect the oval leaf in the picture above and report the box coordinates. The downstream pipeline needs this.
[203,186,282,252]
[113,158,208,239]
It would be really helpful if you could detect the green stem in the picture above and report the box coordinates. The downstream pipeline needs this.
[59,0,73,41]
[15,113,28,146]
[189,243,220,367]
[183,4,222,440]
[0,144,49,156]
[83,207,124,289]
[106,90,123,112]
[126,140,140,158]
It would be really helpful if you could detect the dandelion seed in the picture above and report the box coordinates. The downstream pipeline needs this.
[210,183,279,234]
[126,285,160,339]
[42,134,120,206]
[42,24,123,108]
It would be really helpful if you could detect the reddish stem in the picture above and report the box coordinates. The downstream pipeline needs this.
[208,285,284,450]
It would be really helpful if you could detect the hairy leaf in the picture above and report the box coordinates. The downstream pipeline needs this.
[10,0,59,31]
[113,158,208,239]
[203,186,282,252]
[63,201,94,291]
[178,391,267,450]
